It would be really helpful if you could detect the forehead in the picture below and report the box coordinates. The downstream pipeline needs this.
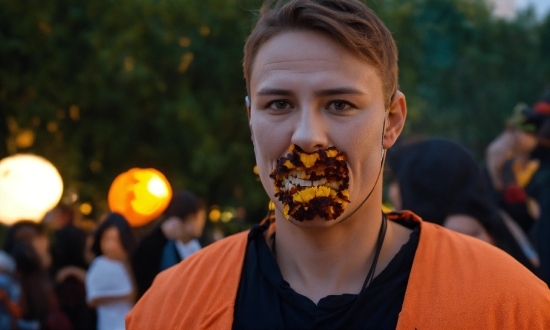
[250,30,382,94]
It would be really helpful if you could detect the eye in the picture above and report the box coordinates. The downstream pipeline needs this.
[327,100,355,113]
[267,100,292,110]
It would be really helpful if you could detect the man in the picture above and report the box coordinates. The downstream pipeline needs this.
[131,190,206,298]
[127,0,550,328]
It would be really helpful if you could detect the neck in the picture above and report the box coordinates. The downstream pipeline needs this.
[179,237,193,244]
[274,191,387,303]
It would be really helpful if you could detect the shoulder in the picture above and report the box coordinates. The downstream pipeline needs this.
[418,221,546,291]
[398,221,550,329]
[162,230,247,278]
[88,256,108,270]
[87,257,129,281]
[126,231,249,330]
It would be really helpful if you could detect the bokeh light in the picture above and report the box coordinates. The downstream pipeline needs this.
[0,154,63,225]
[108,168,172,227]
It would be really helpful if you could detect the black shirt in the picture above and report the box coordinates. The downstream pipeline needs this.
[131,226,169,298]
[233,219,420,330]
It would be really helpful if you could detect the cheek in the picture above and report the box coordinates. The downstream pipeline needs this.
[251,117,292,159]
[338,123,383,181]
[251,117,293,195]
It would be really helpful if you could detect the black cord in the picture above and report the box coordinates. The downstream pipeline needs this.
[271,212,388,289]
[362,212,388,289]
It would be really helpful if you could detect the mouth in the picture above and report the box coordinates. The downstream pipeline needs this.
[269,144,350,221]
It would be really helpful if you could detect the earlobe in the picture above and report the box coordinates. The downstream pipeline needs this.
[245,96,254,141]
[245,96,251,122]
[382,91,407,149]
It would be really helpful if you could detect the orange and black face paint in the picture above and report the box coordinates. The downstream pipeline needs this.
[269,144,350,221]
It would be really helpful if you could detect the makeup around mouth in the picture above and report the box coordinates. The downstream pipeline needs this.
[270,145,350,221]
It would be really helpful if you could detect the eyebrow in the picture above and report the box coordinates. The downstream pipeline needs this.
[256,87,367,97]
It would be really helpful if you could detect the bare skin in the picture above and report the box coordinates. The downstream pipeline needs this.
[160,209,206,244]
[248,30,410,304]
[443,215,492,244]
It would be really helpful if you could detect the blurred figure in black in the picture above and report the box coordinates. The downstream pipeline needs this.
[44,205,95,330]
[524,94,550,285]
[131,190,206,299]
[387,138,539,273]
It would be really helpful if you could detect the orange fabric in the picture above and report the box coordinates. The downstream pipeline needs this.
[395,211,550,329]
[126,231,248,329]
[127,211,550,329]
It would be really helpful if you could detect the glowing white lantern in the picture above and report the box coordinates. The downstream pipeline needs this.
[0,154,64,225]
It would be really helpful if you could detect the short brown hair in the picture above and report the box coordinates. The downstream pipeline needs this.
[243,0,398,108]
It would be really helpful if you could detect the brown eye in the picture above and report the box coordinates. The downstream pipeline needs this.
[333,101,347,111]
[328,101,352,112]
[268,100,291,110]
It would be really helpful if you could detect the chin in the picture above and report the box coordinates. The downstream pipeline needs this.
[275,205,344,228]
[288,218,342,229]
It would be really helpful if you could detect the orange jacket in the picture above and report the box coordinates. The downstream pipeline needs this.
[127,211,550,329]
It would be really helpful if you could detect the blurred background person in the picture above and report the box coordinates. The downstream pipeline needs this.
[3,221,72,329]
[85,213,136,330]
[387,138,539,274]
[485,102,545,232]
[524,95,550,285]
[0,250,21,329]
[132,190,206,299]
[43,205,95,330]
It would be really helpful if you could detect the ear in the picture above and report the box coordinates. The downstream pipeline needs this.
[245,96,251,122]
[383,91,407,149]
[245,96,253,140]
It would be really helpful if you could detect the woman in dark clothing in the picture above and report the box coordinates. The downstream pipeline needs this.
[386,138,539,273]
[4,221,72,329]
[45,206,96,330]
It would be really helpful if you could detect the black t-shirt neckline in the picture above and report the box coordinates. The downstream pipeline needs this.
[233,217,420,330]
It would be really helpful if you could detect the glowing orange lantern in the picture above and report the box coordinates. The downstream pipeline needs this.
[108,168,172,227]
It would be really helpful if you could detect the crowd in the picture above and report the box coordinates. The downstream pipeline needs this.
[2,98,543,329]
[0,190,206,330]
[128,0,549,328]
[385,94,550,279]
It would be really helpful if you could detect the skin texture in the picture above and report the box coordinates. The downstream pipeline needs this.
[100,226,128,262]
[443,215,492,244]
[189,209,206,239]
[161,209,206,244]
[388,181,402,210]
[31,234,52,270]
[247,30,409,304]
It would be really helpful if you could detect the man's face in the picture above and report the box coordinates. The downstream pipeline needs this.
[249,30,391,227]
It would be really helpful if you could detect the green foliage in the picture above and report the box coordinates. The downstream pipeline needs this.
[372,0,550,155]
[0,0,268,223]
[1,0,549,227]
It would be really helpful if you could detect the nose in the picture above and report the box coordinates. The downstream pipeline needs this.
[290,107,328,152]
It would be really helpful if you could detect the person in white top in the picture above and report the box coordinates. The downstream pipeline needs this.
[86,213,136,330]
